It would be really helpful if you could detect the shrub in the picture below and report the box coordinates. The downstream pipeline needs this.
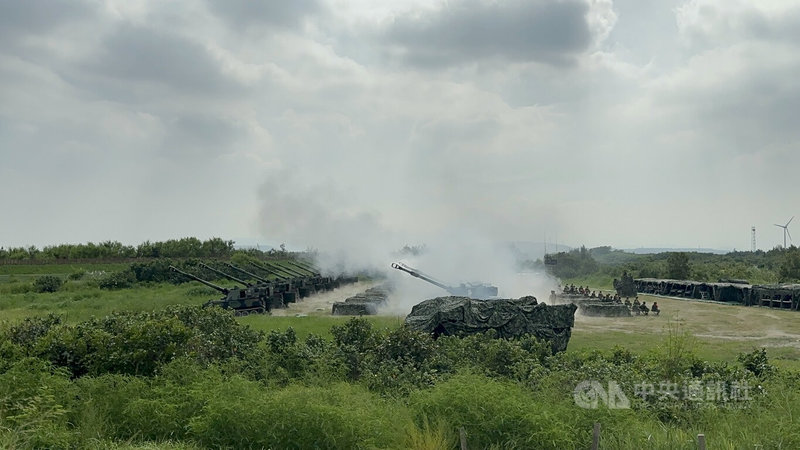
[189,382,407,449]
[33,275,63,293]
[68,270,86,280]
[98,269,135,289]
[410,373,579,449]
[738,348,775,378]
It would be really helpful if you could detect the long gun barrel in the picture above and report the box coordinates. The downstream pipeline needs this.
[249,261,293,280]
[391,262,457,295]
[287,261,319,276]
[169,266,229,294]
[199,262,252,287]
[267,262,308,279]
[225,263,270,283]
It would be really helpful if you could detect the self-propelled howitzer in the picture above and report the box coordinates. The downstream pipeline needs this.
[391,262,499,299]
[225,262,298,305]
[169,265,269,315]
[248,261,314,298]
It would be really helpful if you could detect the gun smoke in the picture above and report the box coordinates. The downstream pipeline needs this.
[257,173,559,314]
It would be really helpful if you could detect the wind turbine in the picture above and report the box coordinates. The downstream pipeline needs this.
[774,216,794,248]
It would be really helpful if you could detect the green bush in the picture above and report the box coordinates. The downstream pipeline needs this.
[15,306,261,377]
[189,382,407,449]
[33,275,63,293]
[410,373,579,449]
[68,270,86,280]
[98,269,136,289]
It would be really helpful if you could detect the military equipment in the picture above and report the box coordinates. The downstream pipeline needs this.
[224,262,297,306]
[250,261,315,298]
[405,296,577,353]
[169,265,269,315]
[750,284,800,310]
[634,278,751,303]
[391,262,499,299]
[577,302,632,317]
[332,284,392,316]
[199,262,252,287]
[613,271,637,297]
[285,261,336,291]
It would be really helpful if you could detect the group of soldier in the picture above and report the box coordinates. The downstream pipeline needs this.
[560,283,661,316]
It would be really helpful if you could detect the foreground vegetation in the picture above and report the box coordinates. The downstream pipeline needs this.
[2,242,800,448]
[1,301,799,448]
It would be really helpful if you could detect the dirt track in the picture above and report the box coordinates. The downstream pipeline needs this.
[271,280,381,316]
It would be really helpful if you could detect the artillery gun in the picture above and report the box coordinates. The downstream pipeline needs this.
[288,261,339,290]
[391,262,498,299]
[281,261,334,292]
[224,262,298,305]
[248,261,315,298]
[168,265,269,315]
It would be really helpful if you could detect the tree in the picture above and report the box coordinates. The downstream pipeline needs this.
[666,252,690,279]
[779,248,800,281]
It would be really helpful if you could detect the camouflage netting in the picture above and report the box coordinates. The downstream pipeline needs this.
[332,302,378,316]
[332,283,392,316]
[405,296,577,353]
[577,302,632,317]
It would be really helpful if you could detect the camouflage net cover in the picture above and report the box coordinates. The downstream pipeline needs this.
[577,302,632,317]
[405,296,577,353]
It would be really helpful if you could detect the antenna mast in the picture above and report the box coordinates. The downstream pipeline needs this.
[751,226,756,252]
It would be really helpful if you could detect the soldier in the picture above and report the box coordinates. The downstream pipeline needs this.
[632,297,640,307]
[639,302,649,316]
[651,302,660,316]
[624,298,632,307]
[590,290,596,298]
[579,286,585,295]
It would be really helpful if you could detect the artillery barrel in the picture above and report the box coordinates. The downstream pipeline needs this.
[169,266,228,294]
[391,262,456,295]
[287,261,319,276]
[273,263,310,279]
[225,263,271,284]
[199,263,252,287]
[248,261,289,280]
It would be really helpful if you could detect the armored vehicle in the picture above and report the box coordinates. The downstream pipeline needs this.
[169,265,270,315]
[332,283,392,316]
[391,262,498,299]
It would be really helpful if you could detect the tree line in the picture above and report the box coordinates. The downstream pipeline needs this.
[0,237,236,261]
[533,245,800,284]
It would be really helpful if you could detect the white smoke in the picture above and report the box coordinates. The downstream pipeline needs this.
[256,172,559,314]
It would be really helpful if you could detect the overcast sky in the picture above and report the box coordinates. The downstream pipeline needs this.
[1,0,799,253]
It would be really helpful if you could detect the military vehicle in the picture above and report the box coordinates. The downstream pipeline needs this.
[169,265,270,315]
[577,302,632,317]
[224,262,298,306]
[391,262,498,299]
[613,271,637,297]
[249,261,316,298]
[405,295,577,353]
[332,283,392,316]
